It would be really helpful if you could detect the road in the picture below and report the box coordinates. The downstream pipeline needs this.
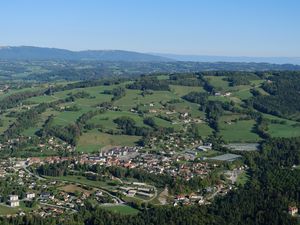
[22,165,46,181]
[48,178,125,204]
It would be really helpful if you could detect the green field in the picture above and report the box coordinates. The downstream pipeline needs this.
[0,205,19,215]
[195,123,214,137]
[170,85,205,97]
[220,119,260,143]
[261,113,300,137]
[268,123,300,138]
[77,131,141,153]
[0,74,298,156]
[100,205,139,215]
[205,76,230,91]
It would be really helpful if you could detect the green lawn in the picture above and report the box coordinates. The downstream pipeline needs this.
[195,123,214,137]
[261,113,300,138]
[170,85,205,97]
[205,76,230,91]
[0,116,15,134]
[220,119,260,143]
[77,131,140,153]
[114,89,177,110]
[0,205,19,215]
[268,123,300,138]
[233,88,252,100]
[168,101,205,118]
[88,110,146,129]
[52,108,92,125]
[27,95,57,103]
[100,205,139,215]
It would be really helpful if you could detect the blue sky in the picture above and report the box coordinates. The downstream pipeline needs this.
[0,0,299,56]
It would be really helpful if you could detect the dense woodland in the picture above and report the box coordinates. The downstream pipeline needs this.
[251,72,300,120]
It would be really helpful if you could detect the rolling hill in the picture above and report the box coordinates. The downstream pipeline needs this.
[0,46,172,62]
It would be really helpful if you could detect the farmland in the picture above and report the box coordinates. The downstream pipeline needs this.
[0,72,299,156]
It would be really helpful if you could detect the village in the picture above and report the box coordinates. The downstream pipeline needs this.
[0,138,251,218]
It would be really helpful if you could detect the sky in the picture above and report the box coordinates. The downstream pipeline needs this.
[0,0,299,57]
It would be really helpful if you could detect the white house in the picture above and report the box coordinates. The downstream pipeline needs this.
[8,195,19,207]
[9,200,19,207]
[26,193,35,199]
[9,195,18,201]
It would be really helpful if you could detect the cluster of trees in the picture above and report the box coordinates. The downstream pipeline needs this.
[39,110,104,145]
[103,87,126,101]
[168,73,204,86]
[182,91,226,134]
[0,89,45,110]
[37,161,70,177]
[113,116,151,137]
[224,72,260,86]
[182,92,208,106]
[252,72,300,120]
[204,101,224,132]
[127,76,170,91]
[3,103,49,139]
[254,116,270,139]
[70,91,93,99]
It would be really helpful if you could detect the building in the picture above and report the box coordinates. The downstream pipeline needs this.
[26,193,35,199]
[8,195,19,207]
[9,195,18,201]
[10,200,19,207]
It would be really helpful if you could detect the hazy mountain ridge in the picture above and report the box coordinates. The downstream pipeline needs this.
[0,46,172,62]
[154,53,300,65]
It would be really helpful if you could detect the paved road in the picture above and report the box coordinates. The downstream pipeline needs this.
[47,178,125,204]
[22,165,46,181]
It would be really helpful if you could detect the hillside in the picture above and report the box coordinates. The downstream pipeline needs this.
[0,46,172,61]
[0,71,299,154]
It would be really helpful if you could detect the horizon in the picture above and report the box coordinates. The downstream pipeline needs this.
[1,45,300,59]
[1,0,300,57]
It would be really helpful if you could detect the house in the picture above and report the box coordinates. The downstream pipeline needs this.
[40,192,51,200]
[8,195,19,207]
[10,200,19,207]
[26,193,35,199]
[288,206,298,216]
[9,195,18,201]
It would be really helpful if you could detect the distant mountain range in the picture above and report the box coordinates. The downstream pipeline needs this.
[153,53,300,65]
[0,46,172,62]
[0,46,299,65]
